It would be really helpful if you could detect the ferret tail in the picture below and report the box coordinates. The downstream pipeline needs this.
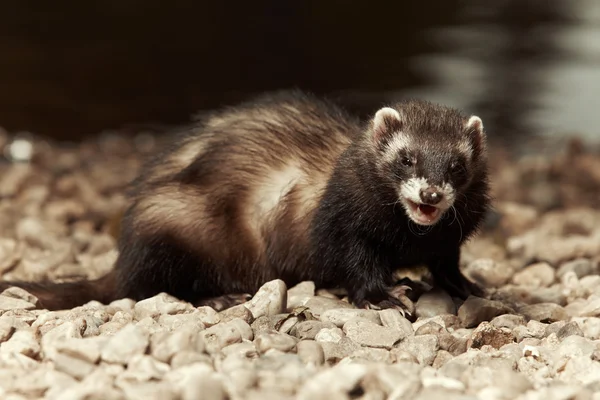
[0,270,118,311]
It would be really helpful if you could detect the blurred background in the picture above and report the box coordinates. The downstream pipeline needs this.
[1,0,599,151]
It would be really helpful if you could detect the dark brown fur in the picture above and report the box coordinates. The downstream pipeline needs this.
[0,90,491,311]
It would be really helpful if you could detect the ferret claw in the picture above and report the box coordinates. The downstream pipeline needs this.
[360,285,415,318]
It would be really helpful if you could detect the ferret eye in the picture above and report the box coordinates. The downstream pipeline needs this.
[400,156,413,167]
[449,161,464,175]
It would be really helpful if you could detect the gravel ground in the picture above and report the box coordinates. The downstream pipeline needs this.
[0,127,599,400]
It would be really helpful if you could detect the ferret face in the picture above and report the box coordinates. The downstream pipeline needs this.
[370,102,486,226]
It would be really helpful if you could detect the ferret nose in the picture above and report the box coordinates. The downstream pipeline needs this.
[419,187,443,205]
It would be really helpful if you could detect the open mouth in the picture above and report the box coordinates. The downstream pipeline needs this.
[404,200,443,225]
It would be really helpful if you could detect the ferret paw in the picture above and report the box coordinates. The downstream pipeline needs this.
[195,293,252,311]
[358,285,415,318]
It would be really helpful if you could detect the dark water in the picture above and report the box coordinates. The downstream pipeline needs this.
[1,0,599,150]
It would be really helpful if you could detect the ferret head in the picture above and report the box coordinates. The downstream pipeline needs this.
[368,100,487,226]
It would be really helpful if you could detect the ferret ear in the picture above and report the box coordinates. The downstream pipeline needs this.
[372,107,403,142]
[465,115,486,155]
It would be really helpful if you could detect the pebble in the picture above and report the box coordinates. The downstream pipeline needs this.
[296,340,324,365]
[466,258,514,288]
[458,296,514,328]
[0,295,36,312]
[393,334,439,366]
[512,262,556,287]
[254,332,298,353]
[0,330,40,358]
[414,289,457,318]
[320,308,381,327]
[287,281,315,310]
[557,258,597,279]
[468,322,514,349]
[519,303,569,323]
[150,325,201,363]
[304,296,353,317]
[218,304,254,324]
[133,293,195,320]
[342,317,403,349]
[245,279,287,318]
[101,324,150,364]
[379,308,414,338]
[293,320,332,340]
[199,318,253,354]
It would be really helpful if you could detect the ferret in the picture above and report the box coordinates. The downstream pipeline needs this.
[0,90,491,312]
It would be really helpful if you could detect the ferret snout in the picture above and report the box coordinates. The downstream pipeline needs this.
[419,187,443,205]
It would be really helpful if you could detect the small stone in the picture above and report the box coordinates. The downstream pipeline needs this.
[519,303,569,323]
[150,325,201,363]
[349,347,394,363]
[512,262,556,288]
[320,308,381,327]
[496,201,539,235]
[343,317,402,349]
[378,308,414,338]
[0,295,35,311]
[245,279,287,319]
[304,296,353,317]
[530,286,567,306]
[218,304,254,324]
[121,354,170,382]
[468,321,514,349]
[52,352,97,379]
[133,293,195,320]
[199,318,253,354]
[170,350,212,369]
[296,340,324,365]
[254,332,298,353]
[40,320,86,360]
[415,289,456,318]
[319,338,361,364]
[287,281,315,310]
[221,341,258,359]
[438,333,468,356]
[414,321,444,336]
[293,321,331,340]
[431,350,454,369]
[557,321,585,340]
[392,349,420,364]
[166,363,225,400]
[101,324,150,364]
[557,258,597,279]
[55,336,105,364]
[110,298,136,311]
[297,363,368,400]
[117,380,179,400]
[156,313,205,332]
[0,330,40,358]
[0,318,16,342]
[194,306,221,327]
[392,334,439,366]
[576,296,600,317]
[458,296,514,328]
[277,315,299,334]
[466,258,514,288]
[463,364,533,397]
[315,327,344,343]
[0,287,39,307]
[421,367,465,391]
[250,316,271,337]
[490,314,527,330]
